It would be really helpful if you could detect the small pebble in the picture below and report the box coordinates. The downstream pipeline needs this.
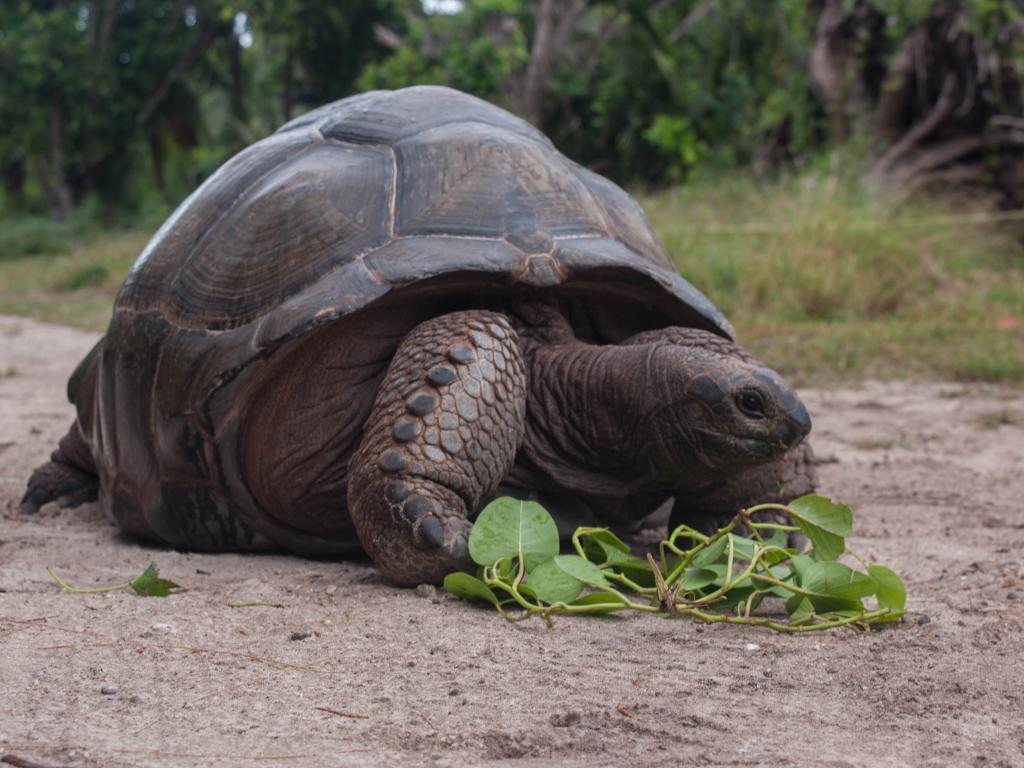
[289,628,312,641]
[325,585,337,595]
[1007,590,1024,600]
[415,584,438,600]
[100,685,118,695]
[143,622,174,637]
[550,711,581,727]
[744,643,760,651]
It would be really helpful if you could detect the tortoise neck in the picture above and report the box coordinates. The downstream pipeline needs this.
[518,338,659,497]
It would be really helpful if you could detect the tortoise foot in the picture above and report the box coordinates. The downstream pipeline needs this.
[21,422,98,515]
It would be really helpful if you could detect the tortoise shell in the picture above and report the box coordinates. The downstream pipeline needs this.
[75,86,733,552]
[118,85,730,340]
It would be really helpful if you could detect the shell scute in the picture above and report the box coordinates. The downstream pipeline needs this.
[395,122,604,244]
[164,141,392,329]
[119,128,317,314]
[292,86,551,148]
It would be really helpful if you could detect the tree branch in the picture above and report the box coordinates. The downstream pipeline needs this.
[522,0,588,126]
[873,73,958,176]
[135,20,217,127]
[667,0,714,43]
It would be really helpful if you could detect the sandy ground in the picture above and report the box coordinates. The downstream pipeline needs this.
[1,315,1023,768]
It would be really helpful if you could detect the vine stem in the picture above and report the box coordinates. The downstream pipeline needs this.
[48,566,131,594]
[677,606,892,633]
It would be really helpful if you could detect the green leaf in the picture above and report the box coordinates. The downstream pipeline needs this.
[443,572,500,608]
[751,564,794,596]
[129,564,180,597]
[678,567,718,591]
[493,556,515,580]
[790,553,816,581]
[518,584,540,602]
[707,585,759,610]
[552,555,612,589]
[788,495,852,561]
[786,594,815,624]
[691,536,728,568]
[468,497,559,570]
[581,529,632,565]
[798,561,876,612]
[528,559,584,605]
[608,556,657,588]
[570,592,630,614]
[726,534,759,560]
[868,564,907,620]
[705,563,752,590]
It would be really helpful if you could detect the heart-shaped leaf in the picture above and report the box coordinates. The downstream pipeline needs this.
[528,559,584,604]
[788,495,852,561]
[797,561,876,612]
[468,497,559,570]
[868,564,907,621]
[552,555,612,589]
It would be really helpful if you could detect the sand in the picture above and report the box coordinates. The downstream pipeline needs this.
[1,315,1022,768]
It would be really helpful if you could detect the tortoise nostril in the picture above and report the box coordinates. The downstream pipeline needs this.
[783,402,812,444]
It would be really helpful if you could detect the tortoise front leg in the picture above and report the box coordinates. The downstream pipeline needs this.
[347,311,527,585]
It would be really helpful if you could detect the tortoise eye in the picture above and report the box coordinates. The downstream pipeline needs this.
[736,389,767,418]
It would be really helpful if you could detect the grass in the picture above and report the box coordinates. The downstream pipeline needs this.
[0,217,151,329]
[639,171,1024,384]
[1,168,1022,384]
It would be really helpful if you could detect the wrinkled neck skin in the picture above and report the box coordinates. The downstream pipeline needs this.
[517,340,659,498]
[506,300,808,505]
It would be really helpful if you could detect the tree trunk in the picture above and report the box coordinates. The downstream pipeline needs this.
[522,0,589,127]
[229,34,246,123]
[148,131,168,202]
[283,45,294,122]
[2,160,25,207]
[40,86,73,221]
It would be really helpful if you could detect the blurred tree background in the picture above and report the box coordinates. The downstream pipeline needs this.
[1,0,1023,382]
[4,0,1024,218]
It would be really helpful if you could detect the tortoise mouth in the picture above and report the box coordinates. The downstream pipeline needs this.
[734,436,788,460]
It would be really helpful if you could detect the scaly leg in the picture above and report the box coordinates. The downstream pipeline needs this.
[347,311,528,585]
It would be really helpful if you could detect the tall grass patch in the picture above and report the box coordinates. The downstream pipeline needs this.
[640,173,1024,383]
[0,227,150,329]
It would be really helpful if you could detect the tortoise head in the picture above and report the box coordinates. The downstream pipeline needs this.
[636,329,811,487]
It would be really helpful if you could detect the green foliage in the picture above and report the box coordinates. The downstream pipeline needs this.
[3,0,1022,215]
[128,564,182,597]
[356,0,529,101]
[640,169,1024,383]
[445,495,907,632]
[0,1,239,215]
[48,562,181,597]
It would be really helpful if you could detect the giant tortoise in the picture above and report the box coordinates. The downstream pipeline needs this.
[22,86,816,585]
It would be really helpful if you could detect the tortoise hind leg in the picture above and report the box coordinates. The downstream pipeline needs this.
[21,421,98,514]
[670,442,818,537]
[347,310,527,586]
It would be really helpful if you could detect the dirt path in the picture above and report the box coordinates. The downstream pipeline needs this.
[1,316,1022,768]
